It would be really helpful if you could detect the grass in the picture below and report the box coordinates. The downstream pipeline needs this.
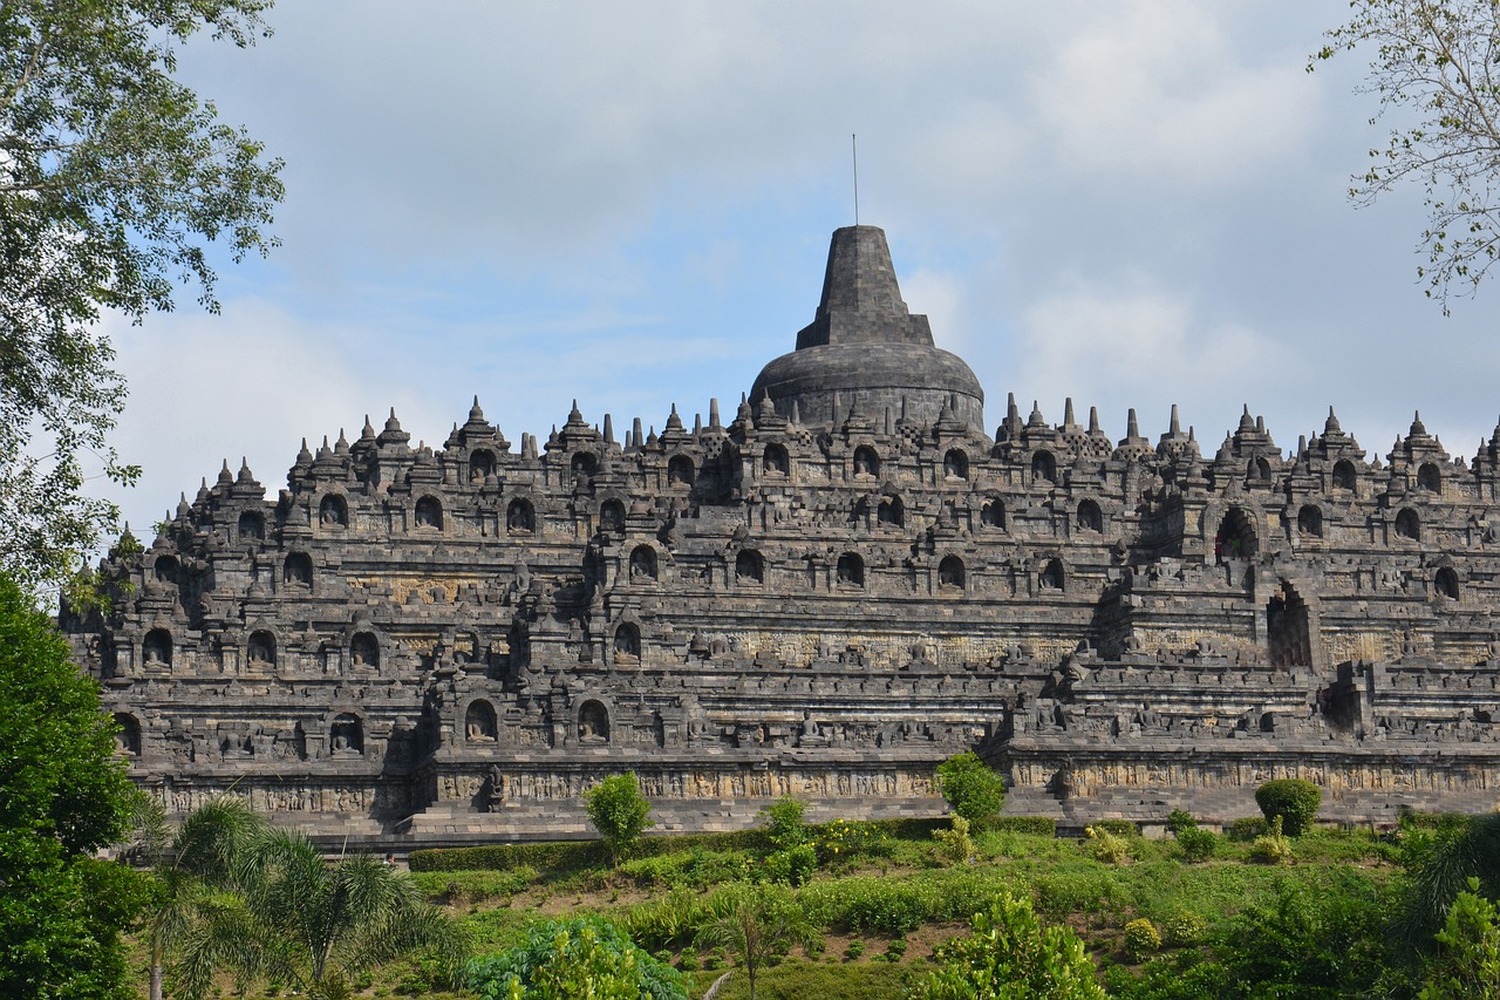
[129,820,1405,998]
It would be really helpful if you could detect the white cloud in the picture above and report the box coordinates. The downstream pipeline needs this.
[1028,2,1318,183]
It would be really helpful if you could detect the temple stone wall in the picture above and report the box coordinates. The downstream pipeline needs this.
[65,226,1500,845]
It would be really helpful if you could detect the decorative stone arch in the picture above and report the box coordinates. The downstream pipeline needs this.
[112,713,142,756]
[1297,504,1324,539]
[319,492,348,528]
[577,699,611,744]
[613,621,642,663]
[1031,450,1057,484]
[247,629,277,667]
[468,447,497,482]
[152,554,180,585]
[598,497,626,534]
[1076,499,1103,533]
[283,551,314,587]
[464,698,498,743]
[1417,462,1442,493]
[629,544,659,581]
[349,631,380,670]
[763,443,790,477]
[852,445,881,479]
[876,494,904,528]
[735,549,765,584]
[1212,505,1260,561]
[142,627,173,668]
[943,448,969,481]
[329,711,364,756]
[237,510,264,541]
[1249,457,1273,483]
[571,450,599,479]
[836,552,865,588]
[667,453,695,487]
[506,496,536,534]
[1332,459,1358,492]
[1266,579,1316,668]
[1434,566,1461,601]
[1395,507,1421,542]
[938,554,966,593]
[1038,557,1066,592]
[980,497,1006,530]
[414,495,444,530]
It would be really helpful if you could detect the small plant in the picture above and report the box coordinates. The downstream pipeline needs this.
[844,938,865,961]
[1166,808,1197,835]
[677,950,699,972]
[1251,815,1294,864]
[933,815,976,863]
[935,752,1006,821]
[759,795,808,850]
[1255,778,1322,837]
[1086,825,1132,865]
[766,843,818,886]
[583,772,654,864]
[1161,911,1206,948]
[884,938,908,962]
[1228,816,1268,842]
[1176,825,1218,862]
[1123,918,1161,962]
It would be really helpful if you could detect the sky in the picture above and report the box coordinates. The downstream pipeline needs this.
[96,1,1500,538]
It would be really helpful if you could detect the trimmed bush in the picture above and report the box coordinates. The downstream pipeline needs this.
[1255,779,1322,837]
[979,816,1058,837]
[1161,911,1206,948]
[935,752,1005,821]
[1176,826,1218,863]
[1166,809,1197,835]
[1124,918,1161,961]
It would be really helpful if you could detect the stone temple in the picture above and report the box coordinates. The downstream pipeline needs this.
[66,225,1500,844]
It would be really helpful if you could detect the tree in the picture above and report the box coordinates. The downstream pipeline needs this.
[464,916,687,1000]
[935,751,1005,822]
[910,894,1106,1000]
[0,569,149,997]
[129,795,267,1000]
[0,1,283,592]
[584,772,654,865]
[1394,812,1500,948]
[205,829,467,1000]
[1314,1,1500,310]
[695,882,817,1000]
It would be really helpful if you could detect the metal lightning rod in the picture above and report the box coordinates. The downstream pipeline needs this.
[852,133,860,225]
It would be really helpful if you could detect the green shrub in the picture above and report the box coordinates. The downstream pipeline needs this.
[1175,827,1218,863]
[1160,911,1206,948]
[933,816,976,863]
[1228,817,1268,842]
[585,772,654,864]
[1166,809,1197,835]
[844,938,865,961]
[765,843,818,887]
[463,915,687,1000]
[1093,819,1140,838]
[814,819,890,866]
[935,752,1005,821]
[760,795,808,850]
[1250,816,1294,864]
[884,938,907,962]
[1124,918,1162,961]
[1087,825,1132,865]
[1255,779,1322,837]
[980,816,1058,837]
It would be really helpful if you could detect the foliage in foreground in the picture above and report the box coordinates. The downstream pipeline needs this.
[909,893,1106,999]
[465,916,686,1000]
[1315,0,1500,310]
[0,571,147,997]
[0,0,283,591]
